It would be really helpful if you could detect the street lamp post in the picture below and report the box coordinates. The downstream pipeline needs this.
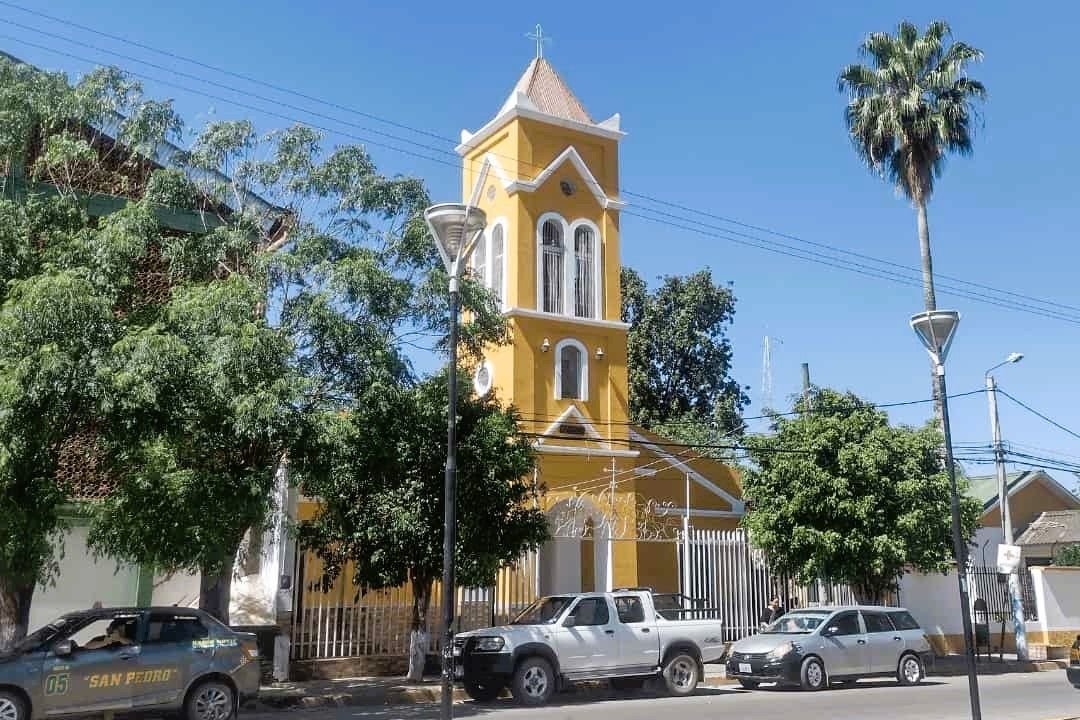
[985,352,1027,661]
[425,203,487,720]
[910,310,982,720]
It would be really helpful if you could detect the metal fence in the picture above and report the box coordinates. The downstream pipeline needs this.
[290,551,538,660]
[968,565,1038,621]
[679,528,866,642]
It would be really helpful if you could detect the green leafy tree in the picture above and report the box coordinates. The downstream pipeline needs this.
[621,267,749,437]
[742,388,981,603]
[295,373,549,681]
[839,21,985,409]
[1054,545,1080,567]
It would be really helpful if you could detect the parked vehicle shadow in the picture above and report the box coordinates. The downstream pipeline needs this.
[746,679,945,692]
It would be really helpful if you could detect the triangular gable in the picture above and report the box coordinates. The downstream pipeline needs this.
[978,470,1080,519]
[629,429,745,514]
[479,148,626,210]
[533,406,638,459]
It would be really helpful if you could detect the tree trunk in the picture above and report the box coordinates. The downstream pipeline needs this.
[916,197,945,423]
[199,560,235,626]
[0,577,34,653]
[407,574,433,682]
[852,584,883,607]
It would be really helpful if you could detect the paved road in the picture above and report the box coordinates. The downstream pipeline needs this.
[249,673,1080,720]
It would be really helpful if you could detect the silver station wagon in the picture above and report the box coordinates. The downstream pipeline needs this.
[726,606,934,691]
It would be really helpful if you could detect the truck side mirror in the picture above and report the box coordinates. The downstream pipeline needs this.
[821,626,839,638]
[53,639,74,657]
[563,615,576,628]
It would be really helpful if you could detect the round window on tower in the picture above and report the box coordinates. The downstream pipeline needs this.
[560,179,576,196]
[486,184,497,201]
[473,361,494,398]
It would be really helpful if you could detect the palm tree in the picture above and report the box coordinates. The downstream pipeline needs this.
[839,20,986,315]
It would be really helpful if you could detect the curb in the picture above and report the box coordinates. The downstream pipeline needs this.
[247,676,738,711]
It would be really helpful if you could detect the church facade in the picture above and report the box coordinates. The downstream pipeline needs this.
[455,55,745,595]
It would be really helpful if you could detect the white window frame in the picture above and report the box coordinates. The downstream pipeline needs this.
[554,338,589,401]
[536,212,568,314]
[488,217,508,309]
[568,219,602,319]
[472,216,508,309]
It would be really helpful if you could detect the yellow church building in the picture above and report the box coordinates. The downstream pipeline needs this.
[454,53,745,595]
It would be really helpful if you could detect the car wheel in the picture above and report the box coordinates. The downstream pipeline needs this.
[737,678,759,690]
[0,690,27,720]
[463,680,503,702]
[800,657,827,691]
[897,654,924,686]
[511,657,555,706]
[185,681,235,720]
[662,652,700,696]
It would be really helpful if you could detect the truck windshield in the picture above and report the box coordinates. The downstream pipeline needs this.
[511,596,573,625]
[762,611,830,634]
[12,617,73,653]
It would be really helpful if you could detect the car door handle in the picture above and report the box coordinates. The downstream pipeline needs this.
[893,636,903,642]
[641,628,651,633]
[856,639,867,645]
[605,630,615,636]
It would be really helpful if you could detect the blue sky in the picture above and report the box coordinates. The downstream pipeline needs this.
[4,0,1079,481]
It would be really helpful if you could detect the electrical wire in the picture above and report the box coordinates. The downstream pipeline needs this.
[996,389,1080,442]
[2,10,1079,325]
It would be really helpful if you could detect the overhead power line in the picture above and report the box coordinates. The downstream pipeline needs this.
[997,389,1080,443]
[0,11,1077,325]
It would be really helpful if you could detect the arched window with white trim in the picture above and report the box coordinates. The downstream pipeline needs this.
[541,219,564,314]
[490,223,505,307]
[555,339,588,401]
[471,229,487,286]
[573,225,596,318]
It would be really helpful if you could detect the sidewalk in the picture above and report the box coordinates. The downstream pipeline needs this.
[247,660,1064,711]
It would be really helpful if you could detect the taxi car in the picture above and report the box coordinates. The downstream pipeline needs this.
[1067,635,1080,688]
[0,607,259,720]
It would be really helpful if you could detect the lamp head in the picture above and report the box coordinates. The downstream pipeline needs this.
[424,203,487,275]
[910,310,960,364]
[1006,352,1024,364]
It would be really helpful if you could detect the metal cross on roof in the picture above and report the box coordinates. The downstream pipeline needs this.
[526,24,551,59]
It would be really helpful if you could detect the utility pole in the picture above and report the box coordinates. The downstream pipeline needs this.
[986,373,1028,660]
[801,362,812,410]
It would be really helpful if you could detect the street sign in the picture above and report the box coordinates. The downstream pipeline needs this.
[997,543,1022,574]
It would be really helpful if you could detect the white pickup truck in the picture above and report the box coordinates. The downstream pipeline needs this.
[453,589,726,706]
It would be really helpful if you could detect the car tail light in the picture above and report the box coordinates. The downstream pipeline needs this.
[242,641,259,661]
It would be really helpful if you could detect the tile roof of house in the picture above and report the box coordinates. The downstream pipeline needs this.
[1016,509,1080,546]
[506,57,593,124]
[967,470,1029,509]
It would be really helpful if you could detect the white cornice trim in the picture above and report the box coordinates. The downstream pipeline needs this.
[538,405,602,444]
[629,430,745,513]
[479,149,626,211]
[506,307,630,331]
[457,106,626,156]
[533,442,639,458]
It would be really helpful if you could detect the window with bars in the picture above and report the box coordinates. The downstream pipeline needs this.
[573,226,595,318]
[491,224,505,306]
[542,219,563,314]
[472,230,487,286]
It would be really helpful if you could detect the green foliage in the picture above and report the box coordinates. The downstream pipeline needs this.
[621,266,749,435]
[741,388,981,602]
[295,372,548,603]
[839,20,986,205]
[1054,545,1080,567]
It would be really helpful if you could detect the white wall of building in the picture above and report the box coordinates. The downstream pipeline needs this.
[30,525,139,632]
[899,568,966,639]
[1030,566,1080,633]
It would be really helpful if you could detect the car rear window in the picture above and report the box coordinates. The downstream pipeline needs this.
[146,614,210,644]
[862,612,895,633]
[888,611,921,631]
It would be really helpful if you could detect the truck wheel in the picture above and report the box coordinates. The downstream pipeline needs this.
[0,690,27,720]
[662,652,700,696]
[511,657,555,706]
[737,678,758,690]
[897,654,924,686]
[185,680,235,720]
[463,680,503,702]
[800,657,827,691]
